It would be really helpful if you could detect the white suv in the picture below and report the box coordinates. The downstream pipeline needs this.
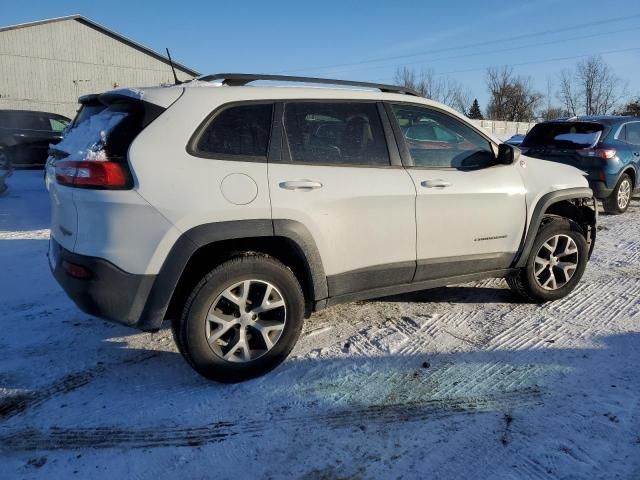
[46,74,597,382]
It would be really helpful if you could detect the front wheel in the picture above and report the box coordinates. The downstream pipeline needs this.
[508,217,588,303]
[173,255,305,383]
[603,173,632,215]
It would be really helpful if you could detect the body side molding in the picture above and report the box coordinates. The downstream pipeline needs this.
[324,269,517,308]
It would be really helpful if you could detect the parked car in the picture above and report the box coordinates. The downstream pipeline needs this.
[0,110,70,168]
[521,116,640,214]
[46,74,597,382]
[505,134,525,146]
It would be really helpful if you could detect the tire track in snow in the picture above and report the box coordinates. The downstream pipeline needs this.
[0,352,160,420]
[0,388,542,452]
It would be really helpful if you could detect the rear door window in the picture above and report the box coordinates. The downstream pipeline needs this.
[522,123,604,149]
[194,103,273,158]
[283,102,390,166]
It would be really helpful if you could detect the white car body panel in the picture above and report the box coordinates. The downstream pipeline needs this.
[268,163,417,276]
[408,163,527,260]
[518,155,590,226]
[48,81,593,282]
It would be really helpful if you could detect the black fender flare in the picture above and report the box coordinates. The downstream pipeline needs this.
[136,219,327,331]
[512,187,596,269]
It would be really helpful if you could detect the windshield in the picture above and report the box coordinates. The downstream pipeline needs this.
[522,122,604,149]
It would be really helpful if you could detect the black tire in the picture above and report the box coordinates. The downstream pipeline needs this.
[0,147,12,173]
[173,255,304,383]
[507,217,588,303]
[602,173,632,215]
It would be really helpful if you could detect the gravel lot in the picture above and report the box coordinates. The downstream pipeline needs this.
[1,170,639,479]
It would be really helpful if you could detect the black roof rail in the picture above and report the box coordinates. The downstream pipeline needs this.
[197,73,422,97]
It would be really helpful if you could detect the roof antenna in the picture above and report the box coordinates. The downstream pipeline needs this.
[165,48,182,85]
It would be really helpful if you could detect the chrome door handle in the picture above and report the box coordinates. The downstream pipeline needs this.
[279,180,323,191]
[421,179,452,188]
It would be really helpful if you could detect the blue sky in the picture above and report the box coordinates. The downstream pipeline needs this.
[3,0,640,109]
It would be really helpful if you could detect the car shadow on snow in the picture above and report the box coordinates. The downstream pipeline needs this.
[1,331,639,455]
[373,283,522,304]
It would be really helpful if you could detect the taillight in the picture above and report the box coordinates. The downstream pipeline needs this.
[55,160,131,189]
[579,148,617,160]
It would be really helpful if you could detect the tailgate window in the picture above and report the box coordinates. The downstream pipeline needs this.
[522,122,604,149]
[51,103,143,161]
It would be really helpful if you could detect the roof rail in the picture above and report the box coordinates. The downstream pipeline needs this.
[197,73,422,97]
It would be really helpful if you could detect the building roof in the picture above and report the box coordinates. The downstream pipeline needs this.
[0,14,199,77]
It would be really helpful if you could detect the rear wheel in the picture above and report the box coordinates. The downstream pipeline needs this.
[173,255,304,383]
[603,173,632,214]
[0,148,12,173]
[508,217,588,303]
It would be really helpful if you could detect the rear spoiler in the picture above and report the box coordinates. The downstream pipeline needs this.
[78,94,100,105]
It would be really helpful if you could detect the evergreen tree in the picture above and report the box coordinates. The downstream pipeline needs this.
[468,99,483,119]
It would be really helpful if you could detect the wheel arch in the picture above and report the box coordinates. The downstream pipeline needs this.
[136,219,327,331]
[513,188,597,269]
[622,166,636,189]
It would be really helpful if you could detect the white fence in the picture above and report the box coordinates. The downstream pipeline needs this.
[470,120,536,141]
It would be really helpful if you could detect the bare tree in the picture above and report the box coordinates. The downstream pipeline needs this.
[394,67,471,115]
[617,97,640,116]
[557,56,626,116]
[485,66,542,121]
[557,69,579,116]
[538,107,566,121]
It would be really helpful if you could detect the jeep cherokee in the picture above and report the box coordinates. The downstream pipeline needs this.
[46,74,597,382]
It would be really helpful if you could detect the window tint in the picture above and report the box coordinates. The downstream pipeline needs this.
[284,102,390,166]
[521,122,603,149]
[624,123,640,146]
[391,104,495,169]
[196,103,273,157]
[73,104,107,127]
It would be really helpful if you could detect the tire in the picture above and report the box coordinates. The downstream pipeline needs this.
[0,148,12,174]
[508,217,588,303]
[173,255,305,383]
[602,173,632,215]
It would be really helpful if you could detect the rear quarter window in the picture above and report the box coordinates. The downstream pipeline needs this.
[193,103,274,159]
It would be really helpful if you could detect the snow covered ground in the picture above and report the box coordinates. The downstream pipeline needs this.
[1,170,639,479]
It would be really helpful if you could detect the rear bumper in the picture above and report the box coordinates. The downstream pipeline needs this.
[588,180,613,199]
[49,237,158,330]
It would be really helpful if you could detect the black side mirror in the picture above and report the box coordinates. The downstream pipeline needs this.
[497,143,521,165]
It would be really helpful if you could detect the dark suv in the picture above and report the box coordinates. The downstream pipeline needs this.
[521,116,640,214]
[0,110,70,168]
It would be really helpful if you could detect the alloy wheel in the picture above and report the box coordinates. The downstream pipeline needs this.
[534,234,579,291]
[617,178,631,210]
[205,279,286,362]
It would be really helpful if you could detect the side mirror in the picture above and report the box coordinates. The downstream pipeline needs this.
[497,143,521,165]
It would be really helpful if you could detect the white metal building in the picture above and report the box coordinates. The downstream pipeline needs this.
[0,15,199,118]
